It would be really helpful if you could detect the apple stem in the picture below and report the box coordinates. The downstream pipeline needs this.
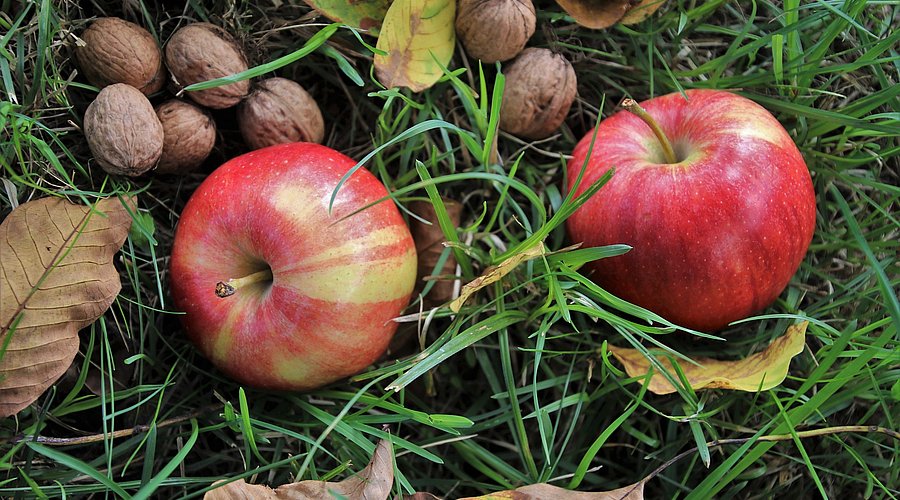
[622,98,679,164]
[215,268,273,298]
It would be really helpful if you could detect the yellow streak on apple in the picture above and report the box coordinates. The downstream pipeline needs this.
[269,183,417,303]
[270,248,416,385]
[210,291,259,366]
[291,225,412,269]
[283,246,417,303]
[716,102,785,145]
[272,183,323,221]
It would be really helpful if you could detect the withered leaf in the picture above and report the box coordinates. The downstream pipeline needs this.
[374,0,456,92]
[555,0,638,29]
[206,437,394,500]
[609,322,809,395]
[619,0,667,24]
[450,242,545,313]
[461,482,644,499]
[0,196,133,417]
[302,0,392,36]
[409,198,463,306]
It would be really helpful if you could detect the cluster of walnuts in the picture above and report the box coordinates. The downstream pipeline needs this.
[456,0,577,140]
[75,18,325,177]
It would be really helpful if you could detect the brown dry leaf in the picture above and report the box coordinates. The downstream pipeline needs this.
[449,242,546,313]
[206,480,276,499]
[619,0,667,24]
[401,494,442,500]
[374,0,456,92]
[554,0,637,29]
[608,322,809,395]
[409,199,463,306]
[461,482,644,499]
[205,437,394,500]
[0,196,133,417]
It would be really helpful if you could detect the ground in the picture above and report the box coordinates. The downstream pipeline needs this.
[0,0,898,498]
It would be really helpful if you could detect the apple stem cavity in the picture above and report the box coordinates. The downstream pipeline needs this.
[622,98,679,164]
[215,268,274,298]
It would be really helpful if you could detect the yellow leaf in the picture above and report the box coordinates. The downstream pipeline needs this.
[0,197,133,417]
[608,322,809,395]
[302,0,391,35]
[450,242,545,313]
[461,482,644,499]
[375,0,456,92]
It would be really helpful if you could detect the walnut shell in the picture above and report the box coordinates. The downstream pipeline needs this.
[84,83,163,176]
[499,48,577,140]
[154,100,216,174]
[237,77,325,150]
[75,17,165,95]
[456,0,536,63]
[165,23,250,109]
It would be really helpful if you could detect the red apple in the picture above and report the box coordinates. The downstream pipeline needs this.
[169,142,417,390]
[566,89,816,332]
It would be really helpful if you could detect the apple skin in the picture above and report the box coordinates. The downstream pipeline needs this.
[566,89,816,332]
[169,142,417,390]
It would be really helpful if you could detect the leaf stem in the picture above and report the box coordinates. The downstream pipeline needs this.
[622,98,678,164]
[215,268,273,298]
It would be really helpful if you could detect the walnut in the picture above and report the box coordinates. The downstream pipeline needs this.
[456,0,536,63]
[499,48,577,140]
[84,83,163,176]
[74,17,165,95]
[154,100,216,174]
[165,23,250,109]
[237,77,325,150]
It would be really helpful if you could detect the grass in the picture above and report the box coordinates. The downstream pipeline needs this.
[1,0,898,498]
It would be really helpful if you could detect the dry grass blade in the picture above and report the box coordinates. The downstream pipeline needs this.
[0,197,133,417]
[450,241,546,313]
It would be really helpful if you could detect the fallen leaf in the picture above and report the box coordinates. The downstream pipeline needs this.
[461,482,644,499]
[206,480,275,499]
[0,196,133,417]
[402,494,442,500]
[206,437,394,500]
[555,0,637,29]
[375,0,456,92]
[608,322,809,395]
[409,198,463,306]
[302,0,392,35]
[449,242,546,313]
[619,0,667,24]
